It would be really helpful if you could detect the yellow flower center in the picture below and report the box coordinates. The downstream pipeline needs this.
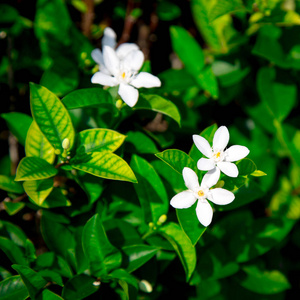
[198,190,205,197]
[122,72,126,79]
[214,152,221,158]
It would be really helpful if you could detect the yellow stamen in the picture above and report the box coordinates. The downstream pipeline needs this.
[215,152,221,158]
[198,190,204,197]
[122,72,126,79]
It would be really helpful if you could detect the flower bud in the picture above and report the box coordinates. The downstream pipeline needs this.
[62,138,70,150]
[139,280,152,293]
[116,99,123,109]
[158,214,167,224]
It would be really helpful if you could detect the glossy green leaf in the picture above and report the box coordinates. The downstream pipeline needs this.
[25,121,55,164]
[196,66,219,98]
[4,202,25,216]
[62,88,114,109]
[30,82,75,151]
[12,265,47,299]
[0,175,24,194]
[229,218,295,263]
[239,265,291,294]
[170,26,205,74]
[0,220,28,247]
[156,149,198,175]
[158,222,197,281]
[0,275,28,300]
[236,158,257,176]
[176,203,206,245]
[82,214,122,277]
[62,274,99,300]
[1,112,32,146]
[15,157,57,181]
[77,128,126,154]
[125,131,159,154]
[23,179,53,206]
[0,237,27,266]
[71,152,137,183]
[38,270,63,287]
[134,94,181,126]
[122,245,159,273]
[130,155,169,223]
[209,0,245,22]
[251,170,267,177]
[25,239,37,264]
[36,289,64,300]
[189,123,218,162]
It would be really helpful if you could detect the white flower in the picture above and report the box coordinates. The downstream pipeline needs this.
[170,167,235,227]
[193,126,250,179]
[91,28,161,107]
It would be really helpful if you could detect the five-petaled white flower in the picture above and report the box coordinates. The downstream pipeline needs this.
[193,126,249,180]
[91,27,161,107]
[170,167,235,227]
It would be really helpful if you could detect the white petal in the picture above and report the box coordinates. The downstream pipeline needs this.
[201,168,220,188]
[118,83,139,107]
[217,162,238,177]
[91,49,104,66]
[196,200,213,227]
[123,50,144,72]
[102,27,117,48]
[197,158,215,171]
[130,72,161,88]
[225,145,250,162]
[213,126,229,151]
[182,167,199,192]
[208,188,235,205]
[170,191,197,209]
[116,43,139,59]
[103,46,120,76]
[91,72,118,87]
[192,135,213,158]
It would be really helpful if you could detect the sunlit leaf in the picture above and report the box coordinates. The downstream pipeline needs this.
[23,179,53,206]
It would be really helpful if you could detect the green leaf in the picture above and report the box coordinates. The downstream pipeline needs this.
[62,274,99,300]
[1,113,32,146]
[62,88,114,110]
[23,179,53,206]
[156,149,198,175]
[0,5,19,23]
[71,152,137,183]
[30,82,75,151]
[12,265,47,299]
[15,157,58,181]
[209,0,245,22]
[239,265,291,294]
[236,158,257,176]
[176,203,206,246]
[229,218,295,263]
[4,202,25,216]
[196,66,219,98]
[0,175,24,194]
[0,237,27,265]
[130,155,169,223]
[158,222,197,281]
[133,94,181,126]
[122,245,159,273]
[38,270,63,287]
[0,275,28,300]
[77,129,126,154]
[125,131,159,154]
[36,289,64,300]
[251,170,267,177]
[170,26,205,74]
[157,1,181,21]
[82,214,122,277]
[0,220,28,247]
[189,123,218,162]
[25,121,55,164]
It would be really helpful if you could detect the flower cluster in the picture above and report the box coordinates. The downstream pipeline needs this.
[91,27,161,107]
[170,126,250,227]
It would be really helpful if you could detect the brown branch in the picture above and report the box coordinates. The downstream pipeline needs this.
[81,0,95,38]
[118,0,136,45]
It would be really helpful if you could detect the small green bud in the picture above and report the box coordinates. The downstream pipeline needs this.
[62,138,70,150]
[116,99,123,109]
[158,214,167,224]
[139,280,153,293]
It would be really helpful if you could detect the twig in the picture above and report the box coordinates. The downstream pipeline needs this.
[81,0,95,38]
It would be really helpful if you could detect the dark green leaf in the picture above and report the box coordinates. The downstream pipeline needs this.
[82,214,122,277]
[0,237,27,265]
[36,289,64,300]
[130,155,169,223]
[125,131,159,154]
[0,175,24,194]
[237,158,257,176]
[0,275,28,300]
[15,157,57,181]
[4,202,25,216]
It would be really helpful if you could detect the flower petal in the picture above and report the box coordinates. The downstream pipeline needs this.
[208,188,235,205]
[225,145,250,162]
[91,48,104,66]
[91,72,118,87]
[213,126,229,151]
[201,168,220,188]
[192,135,213,158]
[197,158,215,171]
[182,167,199,192]
[118,83,139,107]
[196,200,213,227]
[123,50,144,72]
[116,43,139,59]
[217,162,238,177]
[170,191,197,209]
[102,27,117,48]
[130,72,161,88]
[103,46,120,76]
